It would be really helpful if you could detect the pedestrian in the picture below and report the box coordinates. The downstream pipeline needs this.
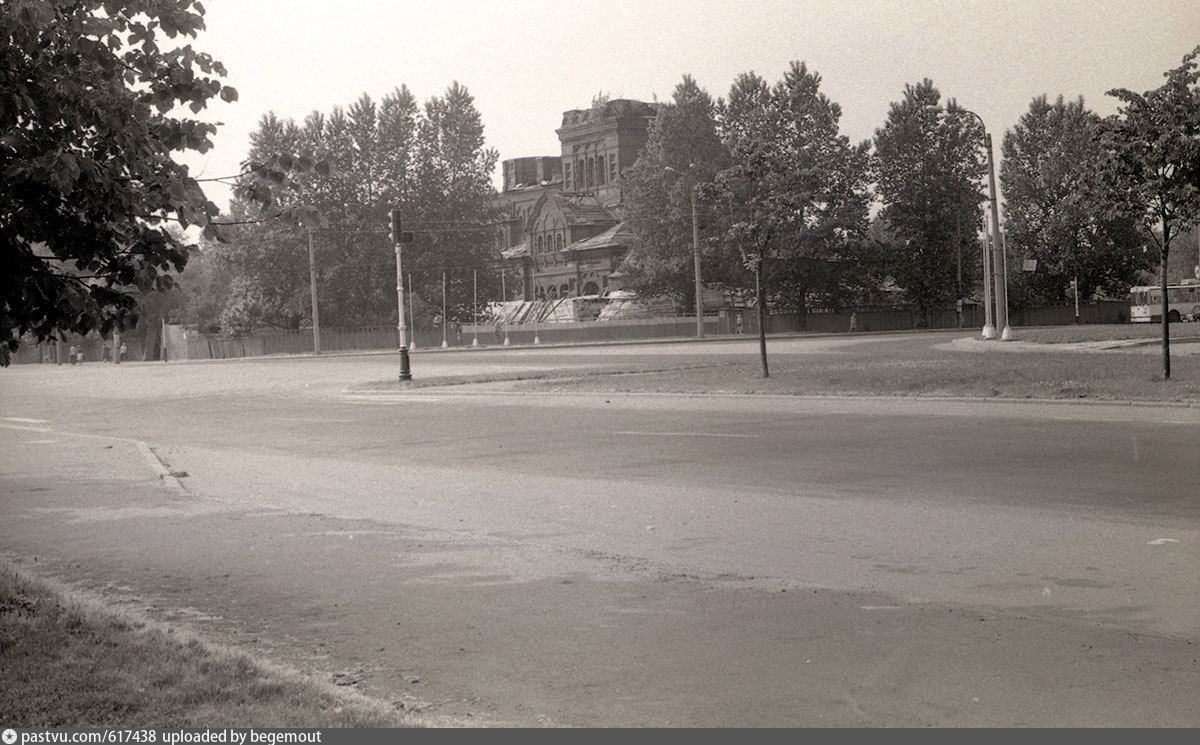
[735,314,744,335]
[119,341,127,361]
[68,344,78,365]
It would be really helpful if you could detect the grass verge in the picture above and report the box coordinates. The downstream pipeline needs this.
[0,563,420,728]
[1014,323,1200,344]
[510,339,1200,402]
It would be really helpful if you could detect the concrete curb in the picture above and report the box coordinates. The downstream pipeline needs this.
[347,385,1198,410]
[134,440,187,492]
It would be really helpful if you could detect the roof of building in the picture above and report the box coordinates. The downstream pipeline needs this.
[554,193,616,227]
[564,222,633,253]
[500,239,529,260]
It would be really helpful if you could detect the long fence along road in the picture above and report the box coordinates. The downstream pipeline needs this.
[1,332,1197,726]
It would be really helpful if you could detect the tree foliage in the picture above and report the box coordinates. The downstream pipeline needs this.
[1101,45,1200,378]
[1000,95,1150,306]
[619,76,731,308]
[204,82,499,332]
[873,80,985,318]
[709,62,872,375]
[1,0,240,363]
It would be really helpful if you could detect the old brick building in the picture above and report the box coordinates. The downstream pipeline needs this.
[496,99,659,301]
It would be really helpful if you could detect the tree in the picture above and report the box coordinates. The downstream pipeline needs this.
[1000,95,1150,308]
[620,75,731,308]
[712,63,872,376]
[218,82,497,334]
[873,80,986,323]
[1,0,239,364]
[1101,46,1200,379]
[405,82,500,325]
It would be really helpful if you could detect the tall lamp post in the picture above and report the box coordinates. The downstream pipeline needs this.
[959,107,1010,340]
[665,165,704,338]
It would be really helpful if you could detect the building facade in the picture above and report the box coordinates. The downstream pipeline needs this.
[496,99,659,301]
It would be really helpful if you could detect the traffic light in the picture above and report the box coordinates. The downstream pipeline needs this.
[389,210,413,244]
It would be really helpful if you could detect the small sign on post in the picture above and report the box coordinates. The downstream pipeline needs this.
[1022,259,1037,272]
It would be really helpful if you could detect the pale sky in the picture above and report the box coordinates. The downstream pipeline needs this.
[179,0,1200,209]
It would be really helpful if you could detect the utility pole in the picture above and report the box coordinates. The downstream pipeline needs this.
[307,228,321,355]
[407,273,416,349]
[690,182,703,338]
[441,271,448,348]
[472,269,479,347]
[390,210,413,381]
[666,165,704,338]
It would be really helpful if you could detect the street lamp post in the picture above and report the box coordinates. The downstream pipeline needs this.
[983,129,1011,340]
[963,110,1010,340]
[665,165,703,338]
[933,105,1009,339]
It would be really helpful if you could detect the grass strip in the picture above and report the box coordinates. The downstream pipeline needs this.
[0,564,421,728]
[513,345,1200,402]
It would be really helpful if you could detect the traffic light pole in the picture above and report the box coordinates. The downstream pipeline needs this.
[395,239,411,381]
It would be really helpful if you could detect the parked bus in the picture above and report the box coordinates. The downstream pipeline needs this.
[1129,279,1200,322]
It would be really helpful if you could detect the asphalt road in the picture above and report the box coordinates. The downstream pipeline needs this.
[2,333,1198,726]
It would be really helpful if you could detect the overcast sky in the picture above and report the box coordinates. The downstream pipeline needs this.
[179,0,1200,209]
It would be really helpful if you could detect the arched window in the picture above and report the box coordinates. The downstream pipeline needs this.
[548,286,558,299]
[596,155,606,185]
[555,233,564,251]
[577,160,585,190]
[564,162,572,191]
[537,235,543,254]
[609,154,617,182]
[582,281,600,296]
[585,158,594,189]
[560,283,570,297]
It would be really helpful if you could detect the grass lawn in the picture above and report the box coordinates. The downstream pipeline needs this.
[515,336,1200,403]
[1015,323,1200,344]
[0,565,420,728]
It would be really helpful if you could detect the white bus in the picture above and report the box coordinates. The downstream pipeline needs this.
[1129,279,1200,322]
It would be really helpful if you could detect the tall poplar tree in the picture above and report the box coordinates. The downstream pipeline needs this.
[873,80,985,323]
[620,76,731,308]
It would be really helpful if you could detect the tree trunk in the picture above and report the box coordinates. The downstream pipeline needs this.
[756,260,769,378]
[1161,248,1171,380]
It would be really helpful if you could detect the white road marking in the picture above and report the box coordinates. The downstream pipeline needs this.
[342,397,451,404]
[615,430,759,438]
[1148,538,1179,545]
[22,440,58,444]
[860,605,904,611]
[3,417,48,423]
[268,417,358,423]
